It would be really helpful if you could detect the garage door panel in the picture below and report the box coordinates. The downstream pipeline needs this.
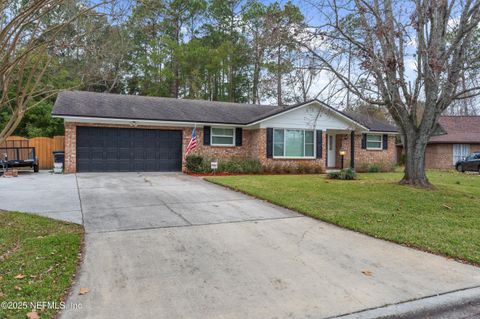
[118,149,130,160]
[114,160,131,172]
[76,127,182,172]
[105,150,118,160]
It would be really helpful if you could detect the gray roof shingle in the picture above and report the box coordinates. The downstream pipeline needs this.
[52,91,282,125]
[344,112,398,132]
[429,116,480,143]
[52,91,397,132]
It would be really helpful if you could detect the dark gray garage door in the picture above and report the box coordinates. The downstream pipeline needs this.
[76,127,182,172]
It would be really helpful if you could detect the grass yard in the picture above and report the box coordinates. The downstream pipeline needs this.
[0,211,83,319]
[206,171,480,265]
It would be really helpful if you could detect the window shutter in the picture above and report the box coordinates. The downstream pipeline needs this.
[383,134,388,150]
[361,133,367,149]
[266,128,273,158]
[235,128,243,146]
[203,126,211,145]
[316,130,323,158]
[350,131,355,168]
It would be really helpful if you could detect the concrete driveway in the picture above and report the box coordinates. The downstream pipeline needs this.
[0,171,82,223]
[53,172,480,319]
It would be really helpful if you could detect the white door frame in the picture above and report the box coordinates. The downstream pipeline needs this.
[327,134,336,167]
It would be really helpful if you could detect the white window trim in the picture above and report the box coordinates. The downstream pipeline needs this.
[273,128,316,159]
[211,127,236,146]
[366,134,383,150]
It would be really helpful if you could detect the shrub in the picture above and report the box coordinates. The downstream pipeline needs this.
[267,163,285,174]
[327,168,357,180]
[367,163,381,173]
[282,164,295,174]
[358,162,393,173]
[296,162,309,174]
[220,158,244,173]
[200,159,212,173]
[262,162,324,174]
[296,162,323,174]
[185,154,205,173]
[242,158,263,173]
[313,165,325,174]
[210,158,263,174]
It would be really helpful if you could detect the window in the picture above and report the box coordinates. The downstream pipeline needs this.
[211,127,235,146]
[366,134,382,150]
[273,129,315,158]
[453,144,470,164]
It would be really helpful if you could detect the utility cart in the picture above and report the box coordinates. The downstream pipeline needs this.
[0,139,39,174]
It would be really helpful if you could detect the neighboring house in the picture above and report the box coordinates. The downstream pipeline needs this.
[425,116,480,169]
[51,91,398,173]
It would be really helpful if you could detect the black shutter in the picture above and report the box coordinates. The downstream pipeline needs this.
[316,130,323,158]
[266,128,273,158]
[350,131,355,168]
[361,133,367,149]
[383,134,388,150]
[235,128,243,146]
[203,126,211,145]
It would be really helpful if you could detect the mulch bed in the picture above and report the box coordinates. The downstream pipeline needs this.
[185,172,249,176]
[185,172,325,176]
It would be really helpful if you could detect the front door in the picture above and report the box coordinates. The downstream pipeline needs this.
[327,134,336,167]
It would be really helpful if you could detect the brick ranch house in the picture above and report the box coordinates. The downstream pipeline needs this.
[52,91,398,173]
[424,116,480,169]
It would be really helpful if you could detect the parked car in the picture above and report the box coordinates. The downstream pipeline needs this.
[455,152,480,173]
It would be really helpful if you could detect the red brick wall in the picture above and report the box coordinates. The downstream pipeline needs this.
[425,144,453,169]
[425,143,480,169]
[64,122,253,173]
[64,122,397,173]
[335,134,397,171]
[248,128,327,170]
[183,127,252,160]
[64,122,76,173]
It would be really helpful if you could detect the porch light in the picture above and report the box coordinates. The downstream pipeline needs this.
[339,149,347,169]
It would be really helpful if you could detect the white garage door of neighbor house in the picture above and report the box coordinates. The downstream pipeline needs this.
[453,144,470,165]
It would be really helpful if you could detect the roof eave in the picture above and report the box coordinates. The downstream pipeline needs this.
[245,99,371,131]
[52,114,248,127]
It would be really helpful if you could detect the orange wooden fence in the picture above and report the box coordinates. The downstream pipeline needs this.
[1,136,65,169]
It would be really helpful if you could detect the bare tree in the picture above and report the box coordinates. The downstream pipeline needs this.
[0,0,120,145]
[300,0,480,187]
[285,52,322,103]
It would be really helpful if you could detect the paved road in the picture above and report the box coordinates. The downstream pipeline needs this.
[54,172,480,319]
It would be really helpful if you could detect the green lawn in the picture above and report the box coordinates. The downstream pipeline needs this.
[0,212,83,319]
[206,171,480,265]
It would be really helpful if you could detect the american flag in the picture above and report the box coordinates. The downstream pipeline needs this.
[184,127,197,159]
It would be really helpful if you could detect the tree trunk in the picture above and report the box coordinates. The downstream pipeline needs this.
[170,18,180,99]
[229,63,235,102]
[400,132,431,187]
[252,61,260,104]
[277,45,282,106]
